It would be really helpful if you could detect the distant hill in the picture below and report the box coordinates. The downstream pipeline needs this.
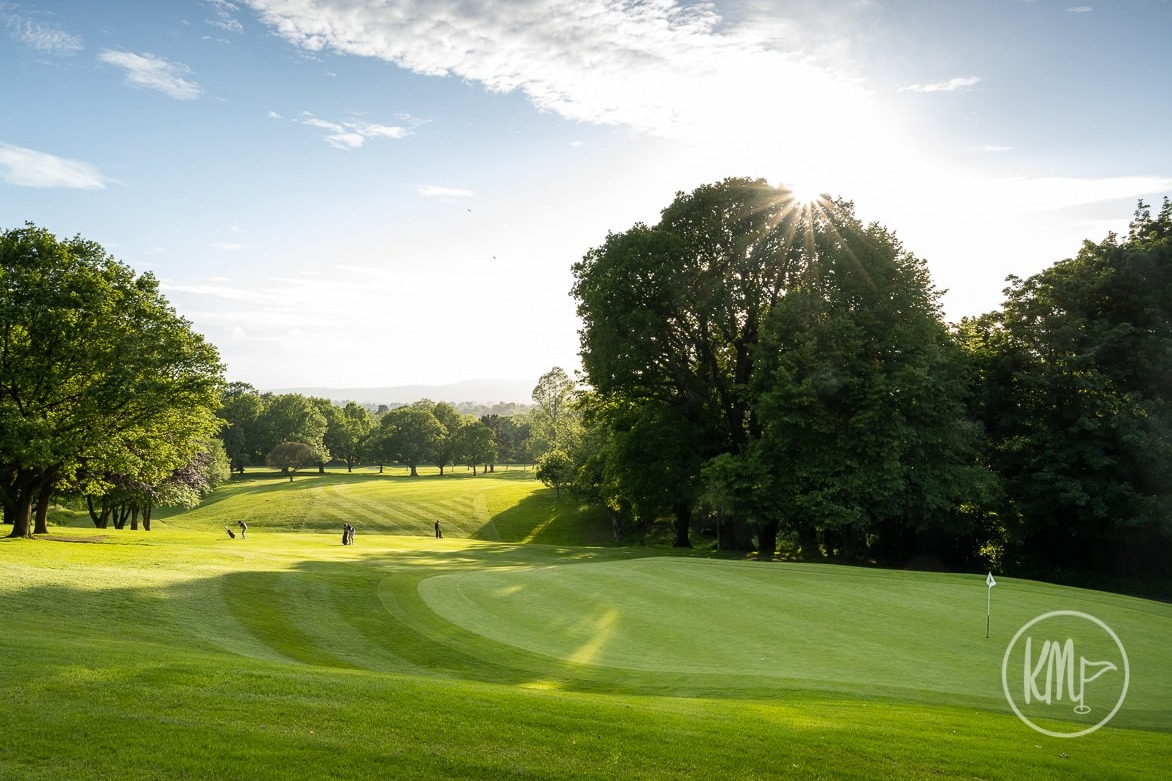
[267,378,534,406]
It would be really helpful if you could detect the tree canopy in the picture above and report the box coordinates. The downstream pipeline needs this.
[572,178,988,561]
[961,199,1172,575]
[0,224,225,538]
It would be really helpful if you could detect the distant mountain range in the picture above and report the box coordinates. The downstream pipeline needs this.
[267,378,534,406]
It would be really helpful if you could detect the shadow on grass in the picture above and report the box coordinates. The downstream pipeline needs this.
[477,489,613,546]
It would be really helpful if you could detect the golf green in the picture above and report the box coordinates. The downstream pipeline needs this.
[415,557,1172,729]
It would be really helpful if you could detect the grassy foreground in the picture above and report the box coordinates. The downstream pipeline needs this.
[3,471,1170,779]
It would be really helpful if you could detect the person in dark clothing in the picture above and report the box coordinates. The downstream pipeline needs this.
[434,520,442,539]
[238,520,248,539]
[342,523,355,545]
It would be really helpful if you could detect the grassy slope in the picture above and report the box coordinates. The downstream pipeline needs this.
[3,470,1170,780]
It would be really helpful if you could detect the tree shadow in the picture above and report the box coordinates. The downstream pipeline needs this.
[476,489,613,546]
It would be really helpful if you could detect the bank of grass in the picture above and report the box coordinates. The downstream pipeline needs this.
[4,477,1170,779]
[132,467,612,546]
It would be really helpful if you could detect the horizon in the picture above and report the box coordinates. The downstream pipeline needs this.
[3,1,1170,388]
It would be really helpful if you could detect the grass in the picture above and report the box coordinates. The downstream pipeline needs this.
[3,470,1170,779]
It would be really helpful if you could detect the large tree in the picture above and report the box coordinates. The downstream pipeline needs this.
[251,393,329,464]
[326,401,374,472]
[742,206,991,564]
[454,417,497,475]
[964,199,1172,575]
[374,403,444,477]
[571,178,812,547]
[219,382,264,473]
[572,179,986,556]
[0,224,224,538]
[480,413,529,468]
[529,367,581,458]
[430,401,463,476]
[266,441,319,481]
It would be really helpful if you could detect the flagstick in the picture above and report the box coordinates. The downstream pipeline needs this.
[986,585,991,638]
[985,572,996,638]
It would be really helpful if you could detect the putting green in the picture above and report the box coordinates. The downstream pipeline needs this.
[415,557,1172,728]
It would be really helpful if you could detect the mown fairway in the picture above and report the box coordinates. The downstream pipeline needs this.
[3,470,1170,779]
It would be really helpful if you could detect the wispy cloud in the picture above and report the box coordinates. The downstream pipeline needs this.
[299,113,411,149]
[975,144,1015,153]
[4,11,83,55]
[900,76,981,93]
[243,0,870,146]
[415,185,475,198]
[1066,6,1093,13]
[98,50,204,100]
[204,0,244,33]
[0,142,108,189]
[211,242,247,251]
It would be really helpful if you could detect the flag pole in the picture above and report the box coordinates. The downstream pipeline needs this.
[986,585,991,638]
[985,572,997,638]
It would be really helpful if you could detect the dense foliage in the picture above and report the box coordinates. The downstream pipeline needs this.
[960,199,1172,577]
[0,224,225,537]
[570,180,1171,582]
[218,387,532,479]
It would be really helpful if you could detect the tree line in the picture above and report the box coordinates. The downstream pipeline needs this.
[0,224,555,539]
[217,384,547,479]
[6,184,1169,589]
[539,178,1171,585]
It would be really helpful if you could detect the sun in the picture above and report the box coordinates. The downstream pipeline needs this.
[785,180,824,206]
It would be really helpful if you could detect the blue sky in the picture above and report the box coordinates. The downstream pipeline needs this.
[3,0,1170,393]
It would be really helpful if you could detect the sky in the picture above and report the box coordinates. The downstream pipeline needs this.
[2,1,1171,396]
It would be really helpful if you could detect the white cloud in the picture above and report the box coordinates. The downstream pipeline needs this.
[243,0,871,145]
[1066,6,1093,13]
[975,144,1014,153]
[415,185,475,198]
[997,175,1172,210]
[299,112,410,148]
[0,142,108,189]
[204,0,244,33]
[900,76,981,93]
[5,12,83,55]
[98,49,204,100]
[211,242,247,251]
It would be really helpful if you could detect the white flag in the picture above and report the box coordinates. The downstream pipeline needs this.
[986,572,997,588]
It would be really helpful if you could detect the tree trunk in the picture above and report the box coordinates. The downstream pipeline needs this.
[34,481,53,535]
[409,463,419,477]
[721,516,756,551]
[797,525,821,560]
[756,520,779,561]
[672,504,692,548]
[143,504,152,532]
[7,488,34,539]
[86,496,111,528]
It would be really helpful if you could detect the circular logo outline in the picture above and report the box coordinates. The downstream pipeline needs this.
[1001,610,1129,738]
